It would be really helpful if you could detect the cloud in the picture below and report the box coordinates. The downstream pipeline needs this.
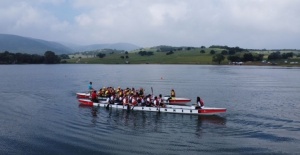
[0,0,299,49]
[148,2,188,26]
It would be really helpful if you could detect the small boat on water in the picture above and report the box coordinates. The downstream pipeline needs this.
[76,92,108,101]
[77,92,191,105]
[76,92,90,99]
[162,96,191,105]
[78,99,226,115]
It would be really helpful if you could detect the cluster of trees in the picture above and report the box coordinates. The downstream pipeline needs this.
[268,51,294,60]
[154,46,195,52]
[211,52,264,64]
[76,49,125,58]
[138,51,154,56]
[209,45,247,52]
[120,55,129,59]
[209,45,248,55]
[97,53,106,58]
[210,50,216,55]
[212,51,297,64]
[157,46,178,52]
[208,46,266,64]
[60,54,70,59]
[227,53,264,62]
[95,52,130,59]
[0,51,61,64]
[166,51,174,55]
[212,54,225,64]
[120,51,129,59]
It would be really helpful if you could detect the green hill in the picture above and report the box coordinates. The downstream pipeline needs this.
[0,34,73,54]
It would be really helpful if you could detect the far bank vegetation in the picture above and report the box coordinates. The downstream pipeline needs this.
[1,45,299,65]
[66,45,300,66]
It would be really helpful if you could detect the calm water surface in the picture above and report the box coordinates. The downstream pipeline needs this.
[0,64,299,155]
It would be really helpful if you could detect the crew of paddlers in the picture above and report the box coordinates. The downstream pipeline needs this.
[88,82,204,109]
[88,82,166,108]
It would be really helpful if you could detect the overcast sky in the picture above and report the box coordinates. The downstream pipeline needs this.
[0,0,299,49]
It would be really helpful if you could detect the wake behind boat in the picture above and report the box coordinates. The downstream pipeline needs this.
[78,99,226,115]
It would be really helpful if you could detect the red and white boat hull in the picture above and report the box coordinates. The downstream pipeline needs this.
[78,99,226,115]
[76,93,90,99]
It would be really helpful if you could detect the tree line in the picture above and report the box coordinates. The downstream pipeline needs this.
[0,51,64,64]
[267,51,294,60]
[212,51,296,64]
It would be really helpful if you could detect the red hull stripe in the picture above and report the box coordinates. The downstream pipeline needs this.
[77,94,90,99]
[78,99,93,106]
[198,109,226,114]
[169,99,191,103]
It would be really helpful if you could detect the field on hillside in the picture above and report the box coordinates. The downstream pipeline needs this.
[66,48,300,66]
[67,48,227,64]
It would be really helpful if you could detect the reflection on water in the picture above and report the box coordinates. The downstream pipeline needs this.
[78,105,227,136]
[91,107,98,117]
[197,115,227,125]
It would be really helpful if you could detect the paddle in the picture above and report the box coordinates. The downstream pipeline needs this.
[131,97,136,110]
[151,87,153,96]
[152,87,160,112]
[106,97,110,109]
[150,87,154,104]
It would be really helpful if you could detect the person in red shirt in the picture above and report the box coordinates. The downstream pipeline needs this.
[91,90,99,103]
[195,96,204,109]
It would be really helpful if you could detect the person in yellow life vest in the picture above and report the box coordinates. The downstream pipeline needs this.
[116,86,121,93]
[119,89,123,97]
[139,88,144,97]
[101,87,106,97]
[105,89,109,97]
[171,89,176,98]
[97,89,102,96]
[125,88,130,96]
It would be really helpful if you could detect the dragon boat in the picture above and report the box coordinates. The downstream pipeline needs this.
[78,98,226,115]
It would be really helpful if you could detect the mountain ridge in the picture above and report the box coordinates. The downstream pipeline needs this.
[69,42,140,52]
[0,34,73,54]
[0,34,140,55]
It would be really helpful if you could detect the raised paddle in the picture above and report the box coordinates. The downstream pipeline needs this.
[131,98,136,110]
[105,97,110,109]
[151,87,153,96]
[152,87,160,112]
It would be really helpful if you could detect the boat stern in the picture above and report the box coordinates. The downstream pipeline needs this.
[198,107,227,115]
[78,99,94,106]
[76,93,90,99]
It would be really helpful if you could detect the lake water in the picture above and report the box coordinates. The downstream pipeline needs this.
[0,64,299,155]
